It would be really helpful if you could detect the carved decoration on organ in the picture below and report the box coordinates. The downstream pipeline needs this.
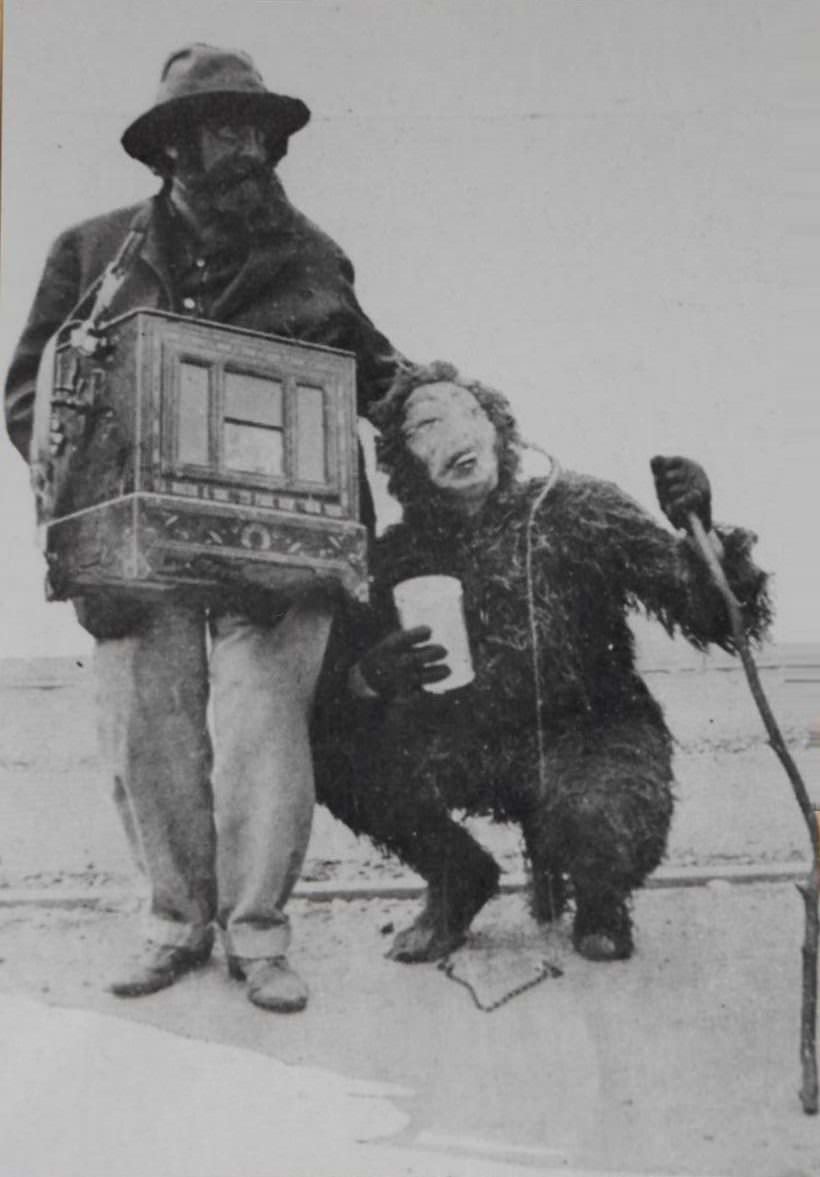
[31,310,367,602]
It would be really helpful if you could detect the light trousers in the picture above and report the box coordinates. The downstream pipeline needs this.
[94,597,333,958]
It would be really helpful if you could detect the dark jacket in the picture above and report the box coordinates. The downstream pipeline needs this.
[5,185,402,637]
[5,185,401,460]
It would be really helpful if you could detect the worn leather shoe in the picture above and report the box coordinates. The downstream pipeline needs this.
[228,955,308,1012]
[109,933,214,997]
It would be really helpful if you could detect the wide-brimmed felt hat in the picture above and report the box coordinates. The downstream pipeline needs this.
[122,43,310,166]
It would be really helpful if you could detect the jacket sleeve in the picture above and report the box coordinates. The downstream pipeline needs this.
[5,228,84,461]
[332,253,404,418]
[573,477,772,652]
[286,233,404,418]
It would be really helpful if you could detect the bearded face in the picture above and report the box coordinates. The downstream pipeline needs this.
[164,117,287,240]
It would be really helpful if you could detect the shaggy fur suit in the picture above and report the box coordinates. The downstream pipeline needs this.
[313,467,770,955]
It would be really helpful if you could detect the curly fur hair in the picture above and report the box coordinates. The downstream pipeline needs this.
[370,361,523,517]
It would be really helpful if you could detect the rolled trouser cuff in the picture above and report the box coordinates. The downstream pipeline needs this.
[222,917,292,961]
[143,915,214,953]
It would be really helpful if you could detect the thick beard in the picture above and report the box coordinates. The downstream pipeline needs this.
[174,155,284,245]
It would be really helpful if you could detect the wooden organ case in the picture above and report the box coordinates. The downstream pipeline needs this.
[31,310,368,603]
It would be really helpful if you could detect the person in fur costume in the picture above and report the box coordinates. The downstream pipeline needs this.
[312,362,771,963]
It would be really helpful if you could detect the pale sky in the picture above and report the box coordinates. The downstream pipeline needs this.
[2,0,818,655]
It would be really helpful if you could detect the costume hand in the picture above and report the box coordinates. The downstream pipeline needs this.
[357,626,451,697]
[651,455,712,533]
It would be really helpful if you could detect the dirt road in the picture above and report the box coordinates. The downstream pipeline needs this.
[1,645,819,1175]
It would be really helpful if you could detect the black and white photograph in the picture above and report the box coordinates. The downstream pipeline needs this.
[1,2,819,1174]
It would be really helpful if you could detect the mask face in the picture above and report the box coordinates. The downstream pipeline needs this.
[402,383,500,515]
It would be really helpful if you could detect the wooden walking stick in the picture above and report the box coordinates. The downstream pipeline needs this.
[687,512,819,1115]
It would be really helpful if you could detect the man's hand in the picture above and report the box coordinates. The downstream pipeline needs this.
[651,455,712,534]
[357,626,450,698]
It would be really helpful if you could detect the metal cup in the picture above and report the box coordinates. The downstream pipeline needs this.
[393,574,475,693]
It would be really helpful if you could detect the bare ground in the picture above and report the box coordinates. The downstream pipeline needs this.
[1,644,819,1175]
[1,648,818,892]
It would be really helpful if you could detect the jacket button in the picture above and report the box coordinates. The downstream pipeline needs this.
[182,297,196,312]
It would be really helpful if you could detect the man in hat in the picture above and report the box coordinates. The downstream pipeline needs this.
[4,44,403,1011]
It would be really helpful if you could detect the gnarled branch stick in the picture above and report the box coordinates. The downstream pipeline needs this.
[688,512,819,1115]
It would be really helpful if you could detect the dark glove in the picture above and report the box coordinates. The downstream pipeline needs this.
[651,455,712,533]
[357,626,450,697]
